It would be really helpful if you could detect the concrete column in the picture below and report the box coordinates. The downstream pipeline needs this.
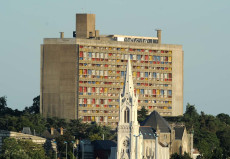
[60,32,64,38]
[156,30,162,44]
[155,134,158,159]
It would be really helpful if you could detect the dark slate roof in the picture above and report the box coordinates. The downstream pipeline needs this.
[140,111,171,133]
[174,127,185,140]
[91,140,117,151]
[139,127,155,139]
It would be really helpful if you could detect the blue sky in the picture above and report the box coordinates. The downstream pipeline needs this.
[0,0,230,115]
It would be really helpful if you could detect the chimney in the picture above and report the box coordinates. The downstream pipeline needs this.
[76,14,96,38]
[51,127,54,135]
[156,29,162,44]
[60,32,64,38]
[60,127,63,135]
[95,30,100,37]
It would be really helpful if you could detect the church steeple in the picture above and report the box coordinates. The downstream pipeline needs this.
[119,57,138,124]
[117,57,140,159]
[122,58,135,98]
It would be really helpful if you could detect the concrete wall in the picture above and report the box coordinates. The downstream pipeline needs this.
[172,48,184,116]
[42,38,184,120]
[171,129,192,156]
[159,132,171,144]
[142,139,170,159]
[40,44,78,119]
[76,14,95,38]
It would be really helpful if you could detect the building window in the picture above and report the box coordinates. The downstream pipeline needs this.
[124,108,130,123]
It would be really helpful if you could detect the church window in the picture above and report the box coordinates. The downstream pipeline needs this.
[124,108,130,123]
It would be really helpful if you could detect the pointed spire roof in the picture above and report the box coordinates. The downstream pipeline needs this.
[140,111,171,133]
[122,58,135,97]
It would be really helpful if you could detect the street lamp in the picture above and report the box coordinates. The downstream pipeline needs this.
[153,132,158,159]
[64,141,68,159]
[133,133,142,159]
[71,141,75,159]
[52,141,57,159]
[80,140,84,159]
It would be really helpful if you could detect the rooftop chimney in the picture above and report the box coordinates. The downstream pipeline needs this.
[51,127,54,135]
[60,32,64,38]
[60,127,63,135]
[156,29,162,44]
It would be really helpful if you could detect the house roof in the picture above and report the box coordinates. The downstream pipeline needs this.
[140,111,171,133]
[139,127,155,139]
[0,130,46,141]
[91,140,117,150]
[174,127,185,140]
[22,127,31,135]
[41,129,60,139]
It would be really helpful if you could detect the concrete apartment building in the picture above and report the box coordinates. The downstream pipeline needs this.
[40,14,183,126]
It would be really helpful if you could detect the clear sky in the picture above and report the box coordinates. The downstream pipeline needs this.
[0,0,230,115]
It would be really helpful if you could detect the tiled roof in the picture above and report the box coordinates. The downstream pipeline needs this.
[140,111,171,133]
[91,140,117,150]
[139,127,155,139]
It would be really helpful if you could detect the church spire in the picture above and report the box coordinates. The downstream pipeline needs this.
[122,57,135,97]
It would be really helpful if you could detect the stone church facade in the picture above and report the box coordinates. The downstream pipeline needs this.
[116,59,193,159]
[116,59,170,159]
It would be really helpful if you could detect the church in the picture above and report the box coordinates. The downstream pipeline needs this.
[116,59,193,159]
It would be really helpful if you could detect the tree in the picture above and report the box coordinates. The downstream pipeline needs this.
[0,96,7,113]
[46,117,59,128]
[211,147,223,159]
[1,138,27,159]
[0,96,23,117]
[184,103,199,117]
[56,118,67,128]
[217,113,230,125]
[23,95,40,114]
[55,131,75,159]
[194,129,220,158]
[2,138,48,159]
[28,114,47,134]
[216,127,230,158]
[87,123,114,141]
[183,103,199,131]
[67,119,89,139]
[89,134,103,141]
[170,152,192,159]
[138,106,148,123]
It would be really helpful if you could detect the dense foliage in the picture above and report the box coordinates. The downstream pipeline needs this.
[1,96,230,158]
[170,152,192,159]
[138,106,148,123]
[0,96,46,134]
[0,96,115,159]
[1,138,48,159]
[137,105,230,159]
[166,103,230,159]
